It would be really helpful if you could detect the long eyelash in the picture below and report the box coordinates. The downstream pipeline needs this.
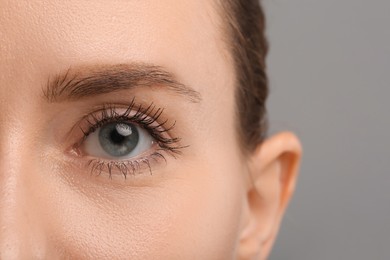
[79,99,186,178]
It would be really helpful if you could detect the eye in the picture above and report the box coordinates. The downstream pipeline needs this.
[71,102,184,178]
[83,121,154,159]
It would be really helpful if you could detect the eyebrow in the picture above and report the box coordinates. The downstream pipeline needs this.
[43,63,202,103]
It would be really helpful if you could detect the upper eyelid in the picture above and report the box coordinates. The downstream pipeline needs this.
[74,101,181,151]
[78,101,168,137]
[63,100,158,149]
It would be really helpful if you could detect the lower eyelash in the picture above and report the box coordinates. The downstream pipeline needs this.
[87,151,163,179]
[87,146,187,179]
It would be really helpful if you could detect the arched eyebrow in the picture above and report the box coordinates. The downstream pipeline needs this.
[43,63,202,103]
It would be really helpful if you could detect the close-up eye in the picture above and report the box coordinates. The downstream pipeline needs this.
[83,121,154,160]
[71,103,183,177]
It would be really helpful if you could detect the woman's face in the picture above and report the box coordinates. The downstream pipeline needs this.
[0,0,300,259]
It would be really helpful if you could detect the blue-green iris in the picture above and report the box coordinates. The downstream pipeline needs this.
[98,122,139,157]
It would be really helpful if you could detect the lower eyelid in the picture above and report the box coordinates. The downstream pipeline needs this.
[72,134,175,179]
[86,149,168,179]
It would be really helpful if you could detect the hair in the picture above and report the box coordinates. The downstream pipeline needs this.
[219,0,269,152]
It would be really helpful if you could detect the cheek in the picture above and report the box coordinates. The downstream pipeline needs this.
[38,153,246,259]
[164,158,247,258]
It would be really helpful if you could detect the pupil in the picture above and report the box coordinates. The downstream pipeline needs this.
[98,122,139,157]
[110,129,126,144]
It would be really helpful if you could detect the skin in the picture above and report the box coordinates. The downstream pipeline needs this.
[0,0,301,259]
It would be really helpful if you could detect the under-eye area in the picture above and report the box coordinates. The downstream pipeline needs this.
[68,98,186,179]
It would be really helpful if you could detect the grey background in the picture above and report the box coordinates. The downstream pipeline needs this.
[263,0,390,259]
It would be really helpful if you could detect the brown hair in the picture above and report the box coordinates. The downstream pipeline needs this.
[220,0,269,152]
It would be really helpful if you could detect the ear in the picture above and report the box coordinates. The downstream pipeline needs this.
[238,132,302,260]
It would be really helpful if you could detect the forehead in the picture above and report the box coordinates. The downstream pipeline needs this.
[0,0,233,102]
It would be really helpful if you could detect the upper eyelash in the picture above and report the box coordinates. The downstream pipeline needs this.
[76,99,186,178]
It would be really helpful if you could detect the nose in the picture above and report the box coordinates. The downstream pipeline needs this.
[0,137,49,259]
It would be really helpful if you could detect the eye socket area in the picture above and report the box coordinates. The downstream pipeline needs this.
[63,102,185,178]
[82,121,155,160]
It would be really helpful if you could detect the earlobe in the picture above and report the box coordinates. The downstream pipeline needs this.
[238,132,302,260]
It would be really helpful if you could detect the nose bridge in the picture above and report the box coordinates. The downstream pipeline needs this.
[0,119,48,258]
[0,173,39,258]
[0,4,55,257]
